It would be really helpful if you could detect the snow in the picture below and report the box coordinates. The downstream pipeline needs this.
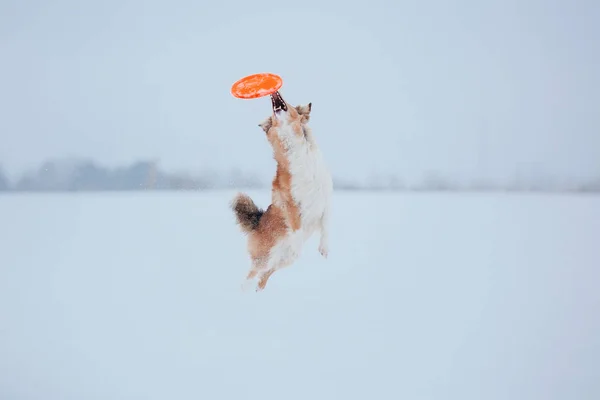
[0,191,599,400]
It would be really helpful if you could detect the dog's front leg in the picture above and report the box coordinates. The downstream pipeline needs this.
[318,208,330,259]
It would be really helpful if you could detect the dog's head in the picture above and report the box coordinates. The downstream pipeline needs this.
[258,92,312,135]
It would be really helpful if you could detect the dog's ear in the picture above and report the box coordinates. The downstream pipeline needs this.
[258,117,273,133]
[296,103,312,123]
[296,103,312,116]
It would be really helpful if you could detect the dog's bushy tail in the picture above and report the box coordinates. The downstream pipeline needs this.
[231,193,264,233]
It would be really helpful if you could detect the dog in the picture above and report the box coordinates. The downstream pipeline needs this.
[230,91,333,291]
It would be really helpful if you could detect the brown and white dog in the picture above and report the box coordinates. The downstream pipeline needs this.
[231,91,333,291]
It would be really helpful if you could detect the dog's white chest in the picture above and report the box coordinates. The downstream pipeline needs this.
[287,141,332,232]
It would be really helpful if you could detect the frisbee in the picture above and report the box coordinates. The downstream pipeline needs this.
[231,73,283,99]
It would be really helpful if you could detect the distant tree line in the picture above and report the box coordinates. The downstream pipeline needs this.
[0,159,261,192]
[0,158,598,193]
[332,172,600,193]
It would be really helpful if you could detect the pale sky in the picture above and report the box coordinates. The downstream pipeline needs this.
[0,0,598,185]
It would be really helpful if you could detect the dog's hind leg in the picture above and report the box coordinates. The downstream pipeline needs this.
[256,268,275,291]
[255,249,298,292]
[246,268,259,280]
[242,267,261,292]
[241,257,266,291]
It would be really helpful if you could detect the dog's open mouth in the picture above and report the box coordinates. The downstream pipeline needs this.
[271,91,288,113]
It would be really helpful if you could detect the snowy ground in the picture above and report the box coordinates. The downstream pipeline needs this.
[0,190,598,400]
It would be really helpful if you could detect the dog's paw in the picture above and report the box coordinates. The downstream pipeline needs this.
[319,244,329,259]
[256,282,267,292]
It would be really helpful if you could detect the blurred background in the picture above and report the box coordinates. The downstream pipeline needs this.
[1,0,598,193]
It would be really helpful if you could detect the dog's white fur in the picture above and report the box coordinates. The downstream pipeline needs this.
[269,104,332,256]
[231,97,333,291]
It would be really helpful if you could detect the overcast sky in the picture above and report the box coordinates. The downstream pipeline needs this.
[0,0,598,185]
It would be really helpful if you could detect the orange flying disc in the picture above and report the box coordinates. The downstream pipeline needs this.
[231,73,283,99]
